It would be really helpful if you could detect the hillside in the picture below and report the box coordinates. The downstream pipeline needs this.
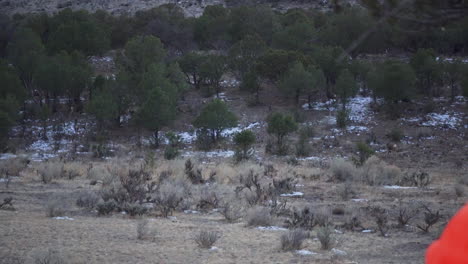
[0,0,358,16]
[0,2,467,264]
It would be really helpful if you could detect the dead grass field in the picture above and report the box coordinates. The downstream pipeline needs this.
[0,152,466,264]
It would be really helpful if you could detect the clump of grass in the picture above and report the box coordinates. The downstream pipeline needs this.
[280,229,309,251]
[194,230,221,249]
[317,226,333,250]
[31,248,66,264]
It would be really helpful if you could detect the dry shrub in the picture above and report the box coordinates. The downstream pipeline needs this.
[151,179,190,217]
[76,191,100,209]
[246,206,274,226]
[87,165,111,183]
[37,161,65,183]
[0,157,29,176]
[417,205,441,233]
[220,201,244,222]
[136,219,153,240]
[317,226,333,250]
[122,202,148,216]
[197,185,221,212]
[359,156,402,186]
[96,200,117,215]
[194,230,221,249]
[286,206,316,230]
[46,197,67,217]
[337,181,355,200]
[31,248,66,264]
[330,159,357,182]
[397,203,418,227]
[63,162,83,180]
[371,207,389,236]
[280,229,309,251]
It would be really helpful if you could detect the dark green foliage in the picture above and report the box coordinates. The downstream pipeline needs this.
[267,112,298,154]
[442,60,465,101]
[193,99,238,143]
[86,87,118,129]
[194,5,230,49]
[279,62,315,105]
[118,35,166,81]
[311,46,347,98]
[241,70,261,104]
[6,27,44,92]
[178,52,207,89]
[272,10,315,51]
[335,69,358,110]
[200,55,227,97]
[256,49,312,81]
[234,130,256,161]
[410,49,442,96]
[369,60,416,116]
[387,128,404,142]
[135,81,177,148]
[319,8,387,55]
[229,34,266,86]
[295,132,311,157]
[47,9,110,55]
[356,142,374,165]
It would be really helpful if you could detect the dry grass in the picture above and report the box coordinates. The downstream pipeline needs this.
[330,158,357,182]
[280,229,309,251]
[317,226,333,250]
[37,161,65,183]
[194,230,221,249]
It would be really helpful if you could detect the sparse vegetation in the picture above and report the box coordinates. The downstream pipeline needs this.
[194,230,221,249]
[317,226,333,250]
[136,219,151,240]
[0,2,465,263]
[280,229,309,251]
[246,206,274,227]
[417,205,441,233]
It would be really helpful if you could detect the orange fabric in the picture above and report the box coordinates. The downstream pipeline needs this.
[426,204,468,264]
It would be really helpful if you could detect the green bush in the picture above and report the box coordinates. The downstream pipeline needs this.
[356,142,374,165]
[233,130,256,161]
[164,146,179,160]
[387,128,403,142]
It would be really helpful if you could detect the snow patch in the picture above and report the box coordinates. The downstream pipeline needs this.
[184,210,200,214]
[383,185,417,190]
[0,153,17,160]
[351,199,368,202]
[332,248,347,256]
[280,192,304,197]
[296,250,317,255]
[362,229,373,233]
[53,216,74,220]
[256,226,288,231]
